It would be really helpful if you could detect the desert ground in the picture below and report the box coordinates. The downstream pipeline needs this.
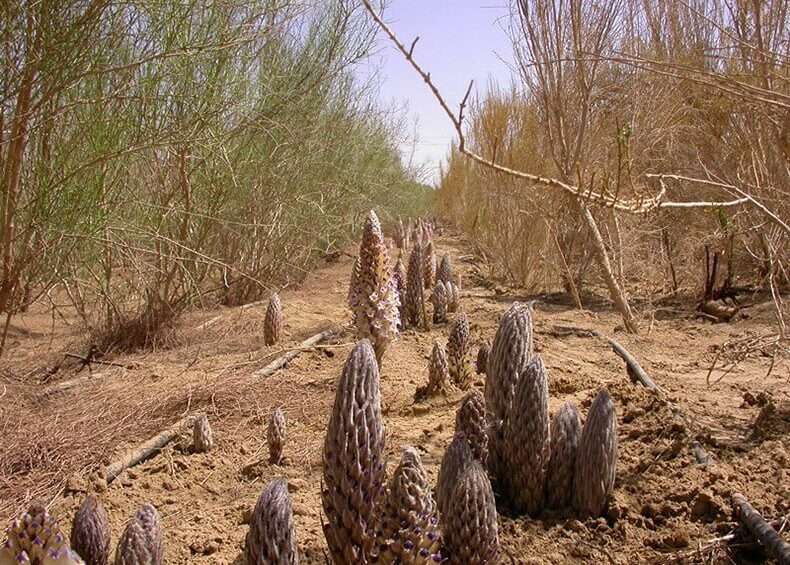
[1,231,788,564]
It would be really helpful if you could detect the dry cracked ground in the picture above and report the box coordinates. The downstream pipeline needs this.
[1,231,788,564]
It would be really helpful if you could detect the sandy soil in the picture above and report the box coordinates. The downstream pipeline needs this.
[1,231,788,564]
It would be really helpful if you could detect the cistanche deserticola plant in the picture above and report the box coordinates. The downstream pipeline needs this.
[264,293,284,346]
[372,513,442,564]
[436,254,453,286]
[422,238,436,292]
[378,447,436,540]
[573,389,618,518]
[546,401,582,509]
[393,255,407,330]
[245,478,299,565]
[405,243,428,330]
[435,432,474,521]
[430,282,448,324]
[455,390,488,467]
[192,413,213,453]
[502,356,550,516]
[0,502,85,564]
[446,282,460,313]
[447,313,472,389]
[347,210,401,364]
[70,495,110,565]
[268,407,287,465]
[322,340,386,563]
[443,460,499,565]
[414,341,451,400]
[475,342,488,375]
[114,504,163,565]
[485,302,534,480]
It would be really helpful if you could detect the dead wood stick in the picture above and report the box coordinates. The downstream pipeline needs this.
[548,324,714,465]
[47,370,112,393]
[732,493,790,564]
[548,325,659,390]
[605,336,660,391]
[105,414,199,484]
[64,352,129,369]
[195,299,268,330]
[252,328,336,378]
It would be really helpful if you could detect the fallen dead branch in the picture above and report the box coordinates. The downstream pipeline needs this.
[194,298,269,331]
[732,493,790,564]
[46,370,115,393]
[548,324,714,465]
[105,414,199,484]
[252,328,336,378]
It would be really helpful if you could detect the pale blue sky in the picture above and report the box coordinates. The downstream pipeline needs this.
[359,1,515,185]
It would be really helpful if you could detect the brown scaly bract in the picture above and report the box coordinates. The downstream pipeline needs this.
[573,389,618,518]
[268,407,287,465]
[503,356,550,516]
[475,342,489,375]
[348,211,400,364]
[378,447,436,540]
[192,413,213,453]
[443,460,499,565]
[455,390,488,467]
[245,478,299,565]
[264,293,283,346]
[436,254,453,286]
[435,432,474,520]
[447,313,472,389]
[322,340,386,563]
[414,341,451,401]
[405,243,427,329]
[114,504,163,565]
[430,282,448,324]
[0,501,85,564]
[485,302,534,481]
[546,401,582,509]
[71,495,110,565]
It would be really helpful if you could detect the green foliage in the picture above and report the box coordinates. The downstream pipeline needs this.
[0,0,428,350]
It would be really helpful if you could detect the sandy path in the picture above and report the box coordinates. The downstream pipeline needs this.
[2,231,788,564]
